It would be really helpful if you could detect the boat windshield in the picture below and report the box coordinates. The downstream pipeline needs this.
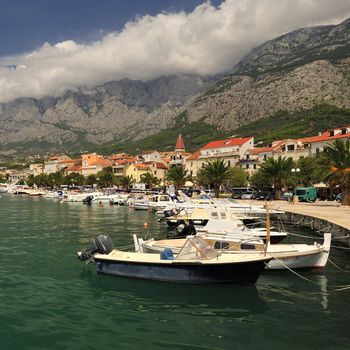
[175,236,220,260]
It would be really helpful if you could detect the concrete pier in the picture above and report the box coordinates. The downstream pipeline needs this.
[238,200,350,246]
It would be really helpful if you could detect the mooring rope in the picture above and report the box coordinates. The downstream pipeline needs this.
[330,245,350,250]
[287,231,324,240]
[266,257,322,286]
[328,258,350,273]
[286,232,350,250]
[267,256,350,292]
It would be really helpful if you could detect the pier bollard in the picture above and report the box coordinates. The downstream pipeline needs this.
[293,195,299,205]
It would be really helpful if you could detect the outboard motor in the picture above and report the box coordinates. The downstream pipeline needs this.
[79,234,114,261]
[83,195,94,205]
[158,208,179,223]
[168,221,197,238]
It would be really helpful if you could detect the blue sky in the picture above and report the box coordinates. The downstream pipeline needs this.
[0,0,221,56]
[0,0,349,103]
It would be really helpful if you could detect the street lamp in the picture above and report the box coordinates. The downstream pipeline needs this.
[291,168,300,174]
[291,168,301,203]
[291,168,300,185]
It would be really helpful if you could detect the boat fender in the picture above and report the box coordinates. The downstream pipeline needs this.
[160,248,175,260]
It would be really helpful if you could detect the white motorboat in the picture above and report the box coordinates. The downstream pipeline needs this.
[63,191,103,202]
[133,193,181,210]
[78,235,271,284]
[136,233,331,270]
[161,198,284,218]
[163,207,261,227]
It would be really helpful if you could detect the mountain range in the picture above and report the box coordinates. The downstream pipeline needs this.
[0,18,349,156]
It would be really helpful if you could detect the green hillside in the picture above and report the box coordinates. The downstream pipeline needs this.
[98,112,229,154]
[233,104,350,144]
[98,104,350,155]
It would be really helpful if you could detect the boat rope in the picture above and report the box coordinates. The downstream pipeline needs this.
[315,225,333,234]
[283,218,305,227]
[330,244,350,250]
[328,258,350,273]
[287,231,324,240]
[266,257,322,286]
[284,231,350,250]
[116,244,136,251]
[267,256,350,292]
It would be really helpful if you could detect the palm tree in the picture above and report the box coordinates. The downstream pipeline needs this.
[198,159,231,198]
[259,156,293,200]
[118,175,135,191]
[324,140,350,205]
[96,166,116,188]
[85,174,97,187]
[140,172,159,191]
[166,165,190,194]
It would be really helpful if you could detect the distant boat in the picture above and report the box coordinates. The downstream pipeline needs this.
[27,189,46,196]
[77,235,270,284]
[169,216,288,244]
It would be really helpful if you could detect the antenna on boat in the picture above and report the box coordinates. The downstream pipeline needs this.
[264,199,271,256]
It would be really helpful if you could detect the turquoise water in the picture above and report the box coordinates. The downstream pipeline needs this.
[0,195,349,350]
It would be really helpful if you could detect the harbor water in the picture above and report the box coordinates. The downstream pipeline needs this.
[0,195,349,349]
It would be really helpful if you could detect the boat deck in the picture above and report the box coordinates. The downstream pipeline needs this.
[94,250,271,264]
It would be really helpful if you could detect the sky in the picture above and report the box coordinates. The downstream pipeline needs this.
[0,0,349,103]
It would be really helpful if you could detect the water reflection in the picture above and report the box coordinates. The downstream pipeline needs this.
[80,268,268,319]
[257,271,328,311]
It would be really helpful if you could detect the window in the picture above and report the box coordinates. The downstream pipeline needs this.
[316,148,320,154]
[246,155,249,160]
[263,155,267,160]
[287,145,295,151]
[253,164,257,169]
[246,164,249,169]
[330,130,335,137]
[228,160,231,166]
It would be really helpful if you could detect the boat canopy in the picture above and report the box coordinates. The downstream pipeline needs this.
[176,236,220,260]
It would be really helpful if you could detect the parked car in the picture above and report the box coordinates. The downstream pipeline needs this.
[336,193,342,203]
[255,192,275,201]
[240,191,256,199]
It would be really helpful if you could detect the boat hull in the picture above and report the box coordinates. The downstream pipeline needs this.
[266,250,329,270]
[94,258,267,284]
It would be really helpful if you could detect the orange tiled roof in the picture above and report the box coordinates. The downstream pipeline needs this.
[155,162,168,170]
[297,130,350,144]
[108,153,131,160]
[58,159,75,164]
[89,159,112,167]
[186,151,201,160]
[135,163,149,170]
[201,137,253,150]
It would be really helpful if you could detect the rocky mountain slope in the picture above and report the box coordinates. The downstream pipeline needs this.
[185,18,350,130]
[0,18,349,155]
[0,75,209,153]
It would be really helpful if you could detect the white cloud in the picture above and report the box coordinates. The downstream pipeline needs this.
[0,0,349,103]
